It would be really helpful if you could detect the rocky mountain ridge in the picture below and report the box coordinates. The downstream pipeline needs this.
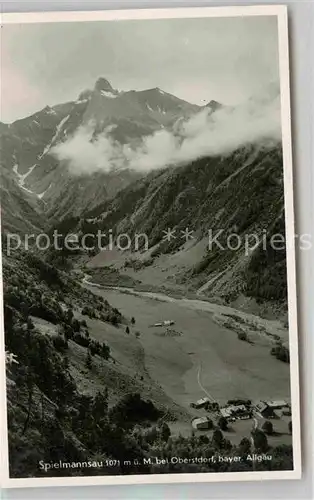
[1,77,208,229]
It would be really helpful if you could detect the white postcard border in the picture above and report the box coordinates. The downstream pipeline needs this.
[0,4,301,488]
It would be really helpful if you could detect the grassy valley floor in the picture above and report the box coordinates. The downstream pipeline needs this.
[81,280,292,448]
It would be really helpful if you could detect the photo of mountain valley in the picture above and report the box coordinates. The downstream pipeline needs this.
[0,12,296,480]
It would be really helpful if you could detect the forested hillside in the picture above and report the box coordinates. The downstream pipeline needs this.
[51,143,287,310]
[3,251,292,477]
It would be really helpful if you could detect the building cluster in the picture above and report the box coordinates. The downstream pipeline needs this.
[190,397,291,430]
[220,404,251,421]
[190,397,219,411]
[254,400,291,418]
[153,320,175,327]
[192,416,213,430]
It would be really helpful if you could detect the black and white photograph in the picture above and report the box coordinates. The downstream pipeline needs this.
[0,6,301,487]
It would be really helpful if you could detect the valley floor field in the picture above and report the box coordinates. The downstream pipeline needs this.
[82,281,291,445]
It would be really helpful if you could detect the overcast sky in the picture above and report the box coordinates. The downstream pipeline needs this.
[1,15,280,123]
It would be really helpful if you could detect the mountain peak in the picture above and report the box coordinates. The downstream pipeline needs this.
[206,100,223,112]
[94,77,114,93]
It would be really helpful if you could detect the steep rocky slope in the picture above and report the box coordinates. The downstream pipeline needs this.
[50,142,287,310]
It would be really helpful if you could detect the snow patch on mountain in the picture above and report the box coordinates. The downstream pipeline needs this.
[76,98,89,104]
[38,183,51,200]
[13,163,38,194]
[45,107,57,116]
[39,114,70,158]
[13,163,52,200]
[100,90,117,99]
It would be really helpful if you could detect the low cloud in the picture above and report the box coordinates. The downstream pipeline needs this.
[50,124,127,175]
[51,85,281,175]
